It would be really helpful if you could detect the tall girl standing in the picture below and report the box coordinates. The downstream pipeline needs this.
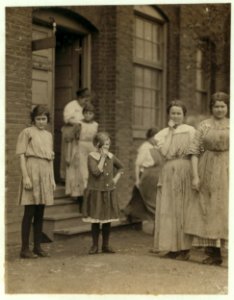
[16,105,56,258]
[82,132,124,254]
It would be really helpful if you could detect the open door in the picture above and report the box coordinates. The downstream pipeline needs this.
[54,31,83,181]
[32,24,54,133]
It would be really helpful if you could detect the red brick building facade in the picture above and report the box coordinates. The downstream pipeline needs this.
[5,4,230,245]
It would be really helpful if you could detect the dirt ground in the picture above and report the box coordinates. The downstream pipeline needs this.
[5,226,228,295]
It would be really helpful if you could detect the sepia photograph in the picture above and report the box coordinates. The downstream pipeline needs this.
[3,0,232,296]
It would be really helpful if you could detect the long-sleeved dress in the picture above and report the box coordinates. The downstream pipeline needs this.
[16,126,54,206]
[82,151,124,223]
[153,124,195,252]
[185,117,229,248]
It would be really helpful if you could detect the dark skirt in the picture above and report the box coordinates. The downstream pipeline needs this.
[123,165,161,221]
[82,189,120,223]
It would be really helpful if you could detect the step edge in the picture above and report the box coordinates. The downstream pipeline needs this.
[53,220,131,236]
[44,213,82,221]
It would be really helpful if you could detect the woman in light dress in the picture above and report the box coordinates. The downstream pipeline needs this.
[152,100,195,260]
[185,92,229,265]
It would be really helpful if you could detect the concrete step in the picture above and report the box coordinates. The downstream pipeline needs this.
[53,217,131,240]
[54,184,67,199]
[43,212,83,241]
[45,198,79,214]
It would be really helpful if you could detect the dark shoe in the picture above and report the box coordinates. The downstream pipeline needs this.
[102,246,116,253]
[20,249,38,259]
[89,246,99,255]
[33,248,50,257]
[202,256,223,266]
[161,251,180,259]
[176,250,190,261]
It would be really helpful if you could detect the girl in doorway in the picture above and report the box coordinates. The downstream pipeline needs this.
[82,132,124,254]
[16,105,56,259]
[65,103,98,212]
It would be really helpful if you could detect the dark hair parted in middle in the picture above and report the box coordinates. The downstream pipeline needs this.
[209,91,229,112]
[30,105,50,123]
[93,131,111,149]
[166,100,187,116]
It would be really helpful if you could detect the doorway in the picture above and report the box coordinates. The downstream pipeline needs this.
[54,30,84,181]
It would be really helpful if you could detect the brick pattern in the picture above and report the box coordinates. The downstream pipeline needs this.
[6,7,33,245]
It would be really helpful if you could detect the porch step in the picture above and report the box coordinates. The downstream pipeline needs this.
[53,185,67,198]
[53,217,131,239]
[43,212,83,241]
[45,198,79,214]
[43,185,140,242]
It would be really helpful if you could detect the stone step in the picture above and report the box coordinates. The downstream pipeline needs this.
[43,212,83,241]
[54,185,67,199]
[53,218,131,239]
[45,198,79,214]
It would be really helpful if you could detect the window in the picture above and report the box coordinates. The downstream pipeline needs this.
[133,6,167,138]
[196,48,208,112]
[195,40,215,113]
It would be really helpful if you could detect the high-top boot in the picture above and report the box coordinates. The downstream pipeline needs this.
[20,205,38,259]
[203,246,222,265]
[89,223,100,254]
[102,223,115,253]
[33,205,49,257]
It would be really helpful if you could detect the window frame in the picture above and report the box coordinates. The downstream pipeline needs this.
[133,6,167,139]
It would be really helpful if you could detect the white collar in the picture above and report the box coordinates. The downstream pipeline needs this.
[89,151,113,160]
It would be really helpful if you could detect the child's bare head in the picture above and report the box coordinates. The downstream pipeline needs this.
[93,131,111,149]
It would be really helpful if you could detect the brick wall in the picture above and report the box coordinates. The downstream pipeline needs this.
[6,7,33,245]
[115,6,134,208]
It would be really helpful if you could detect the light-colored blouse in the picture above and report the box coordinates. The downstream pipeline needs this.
[188,117,229,156]
[16,126,54,161]
[154,124,195,160]
[79,120,99,142]
[63,100,83,124]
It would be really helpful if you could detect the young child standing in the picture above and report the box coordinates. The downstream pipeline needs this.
[16,105,56,259]
[82,132,124,254]
[65,103,98,212]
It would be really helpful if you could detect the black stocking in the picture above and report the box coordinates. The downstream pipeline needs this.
[91,223,100,247]
[102,222,111,248]
[33,205,45,251]
[21,205,36,252]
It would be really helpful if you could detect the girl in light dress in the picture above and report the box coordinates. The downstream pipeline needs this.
[16,105,56,259]
[65,103,98,212]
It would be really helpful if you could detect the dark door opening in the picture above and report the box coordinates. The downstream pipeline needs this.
[54,30,84,182]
